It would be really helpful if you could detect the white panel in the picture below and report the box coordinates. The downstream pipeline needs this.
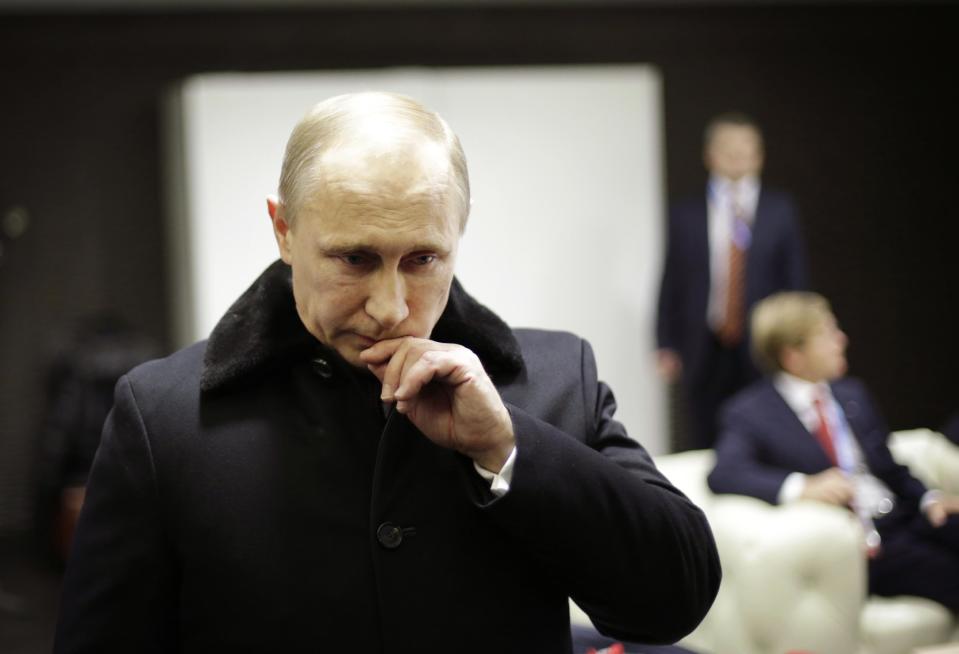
[170,65,668,453]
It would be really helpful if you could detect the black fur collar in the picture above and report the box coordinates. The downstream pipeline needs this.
[201,260,524,393]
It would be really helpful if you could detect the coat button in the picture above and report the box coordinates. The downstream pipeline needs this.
[376,522,404,549]
[310,357,333,379]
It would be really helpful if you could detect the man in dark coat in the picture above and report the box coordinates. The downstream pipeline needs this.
[708,291,959,611]
[656,113,808,451]
[54,92,721,653]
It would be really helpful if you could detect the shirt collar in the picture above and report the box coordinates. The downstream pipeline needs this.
[709,173,760,197]
[774,371,831,416]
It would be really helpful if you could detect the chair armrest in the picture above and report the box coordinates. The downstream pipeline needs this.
[687,496,867,654]
[889,429,959,494]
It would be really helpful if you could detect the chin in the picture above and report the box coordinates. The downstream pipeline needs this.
[331,343,366,368]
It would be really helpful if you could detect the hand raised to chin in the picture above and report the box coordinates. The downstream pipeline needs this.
[359,337,515,473]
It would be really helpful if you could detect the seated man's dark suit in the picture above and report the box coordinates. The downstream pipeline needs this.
[709,376,959,612]
[54,261,721,653]
[657,188,808,450]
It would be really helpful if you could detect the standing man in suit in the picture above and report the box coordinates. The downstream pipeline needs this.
[709,291,959,611]
[657,113,809,451]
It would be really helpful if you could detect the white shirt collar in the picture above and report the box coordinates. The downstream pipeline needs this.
[709,173,760,197]
[774,372,832,432]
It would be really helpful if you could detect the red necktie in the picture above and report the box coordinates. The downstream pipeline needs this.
[813,394,838,465]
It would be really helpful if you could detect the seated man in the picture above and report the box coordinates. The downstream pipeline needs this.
[708,291,959,612]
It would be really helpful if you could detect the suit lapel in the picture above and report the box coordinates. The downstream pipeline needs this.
[763,381,836,469]
[745,188,772,277]
[829,382,867,446]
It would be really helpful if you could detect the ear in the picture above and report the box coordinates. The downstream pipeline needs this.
[779,346,802,377]
[267,195,294,264]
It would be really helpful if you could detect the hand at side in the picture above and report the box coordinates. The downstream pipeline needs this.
[925,494,959,527]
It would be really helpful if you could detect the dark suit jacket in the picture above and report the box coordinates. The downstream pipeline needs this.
[55,261,720,654]
[708,377,927,510]
[657,187,808,384]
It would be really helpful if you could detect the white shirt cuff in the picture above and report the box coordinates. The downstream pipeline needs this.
[778,472,807,504]
[473,446,517,497]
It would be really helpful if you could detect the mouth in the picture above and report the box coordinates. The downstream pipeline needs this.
[351,333,377,348]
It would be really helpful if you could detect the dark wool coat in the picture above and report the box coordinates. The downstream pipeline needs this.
[55,261,720,654]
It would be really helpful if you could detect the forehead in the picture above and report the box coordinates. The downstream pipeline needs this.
[709,124,761,150]
[299,176,459,251]
[804,311,838,339]
[309,138,457,227]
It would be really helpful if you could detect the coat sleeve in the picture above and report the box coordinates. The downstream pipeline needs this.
[707,400,792,504]
[53,375,177,653]
[481,338,721,645]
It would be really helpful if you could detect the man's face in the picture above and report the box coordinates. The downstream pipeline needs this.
[272,145,461,368]
[788,313,849,382]
[704,124,764,181]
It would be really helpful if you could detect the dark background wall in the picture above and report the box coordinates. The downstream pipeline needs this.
[1,2,956,530]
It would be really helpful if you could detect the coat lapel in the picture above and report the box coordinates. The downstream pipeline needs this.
[745,188,772,284]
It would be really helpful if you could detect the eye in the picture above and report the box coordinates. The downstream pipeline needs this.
[408,254,437,266]
[339,253,371,267]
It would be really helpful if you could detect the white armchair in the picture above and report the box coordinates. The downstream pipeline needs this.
[571,429,959,654]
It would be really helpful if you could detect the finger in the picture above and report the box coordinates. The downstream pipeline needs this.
[359,337,406,365]
[825,467,846,481]
[395,349,456,400]
[931,510,946,528]
[397,345,482,400]
[824,488,844,505]
[380,338,419,401]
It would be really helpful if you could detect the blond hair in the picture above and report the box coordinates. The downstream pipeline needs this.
[277,91,470,229]
[751,291,833,373]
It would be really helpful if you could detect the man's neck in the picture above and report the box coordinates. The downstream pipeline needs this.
[780,369,827,385]
[709,173,759,188]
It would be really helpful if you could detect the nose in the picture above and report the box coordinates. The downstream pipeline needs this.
[365,269,410,332]
[837,328,848,348]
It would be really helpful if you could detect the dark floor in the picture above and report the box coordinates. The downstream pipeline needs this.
[0,531,60,654]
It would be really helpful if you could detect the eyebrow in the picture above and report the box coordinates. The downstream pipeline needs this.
[319,242,451,257]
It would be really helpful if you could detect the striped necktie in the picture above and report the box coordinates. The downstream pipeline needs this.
[717,185,750,346]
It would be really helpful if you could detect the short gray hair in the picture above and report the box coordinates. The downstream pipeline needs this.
[277,91,470,230]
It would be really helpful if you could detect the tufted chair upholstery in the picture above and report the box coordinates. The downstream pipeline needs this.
[570,429,959,654]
